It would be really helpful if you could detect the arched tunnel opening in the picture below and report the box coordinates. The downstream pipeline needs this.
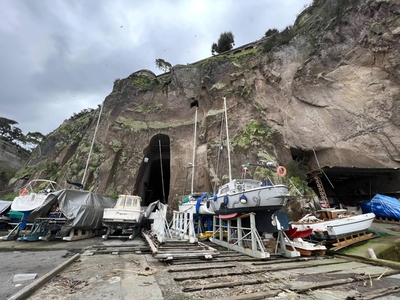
[134,134,170,206]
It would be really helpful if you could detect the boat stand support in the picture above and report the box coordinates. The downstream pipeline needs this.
[209,213,270,259]
[18,221,49,241]
[170,210,197,243]
[102,225,141,240]
[273,215,301,258]
[1,222,22,241]
[63,229,98,241]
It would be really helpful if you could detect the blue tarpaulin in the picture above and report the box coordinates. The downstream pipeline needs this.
[360,194,400,219]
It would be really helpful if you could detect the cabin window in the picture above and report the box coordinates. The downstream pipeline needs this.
[126,198,132,207]
[132,198,138,206]
[220,186,229,194]
[118,198,125,207]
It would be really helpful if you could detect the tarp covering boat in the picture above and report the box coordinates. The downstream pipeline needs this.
[360,194,400,219]
[25,189,116,237]
[0,200,12,214]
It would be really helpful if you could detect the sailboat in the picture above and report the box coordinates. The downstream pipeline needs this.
[178,99,214,215]
[206,97,294,232]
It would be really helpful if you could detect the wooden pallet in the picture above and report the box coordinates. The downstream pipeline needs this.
[330,232,375,251]
[374,216,400,224]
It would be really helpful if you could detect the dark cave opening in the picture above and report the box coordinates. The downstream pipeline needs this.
[290,148,400,207]
[134,134,170,206]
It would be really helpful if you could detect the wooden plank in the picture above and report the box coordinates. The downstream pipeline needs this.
[217,290,281,300]
[142,231,159,254]
[357,286,400,300]
[168,263,236,272]
[330,233,376,251]
[254,260,349,272]
[293,270,400,293]
[252,257,320,265]
[183,279,269,292]
[174,268,266,281]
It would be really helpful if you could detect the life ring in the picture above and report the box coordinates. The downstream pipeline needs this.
[277,166,287,177]
[19,188,29,196]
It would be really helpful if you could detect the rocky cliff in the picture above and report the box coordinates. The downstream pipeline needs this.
[7,0,400,205]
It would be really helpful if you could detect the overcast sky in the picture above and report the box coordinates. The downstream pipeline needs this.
[0,0,311,136]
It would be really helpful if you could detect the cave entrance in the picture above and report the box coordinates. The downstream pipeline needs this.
[290,148,400,207]
[308,167,400,207]
[134,134,170,206]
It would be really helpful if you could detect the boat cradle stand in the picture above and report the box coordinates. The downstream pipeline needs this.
[170,210,198,243]
[1,222,34,241]
[209,213,300,259]
[101,223,141,241]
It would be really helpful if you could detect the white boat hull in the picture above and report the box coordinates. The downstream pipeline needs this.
[210,185,291,215]
[11,193,50,212]
[291,213,376,239]
[103,208,143,223]
[178,202,214,215]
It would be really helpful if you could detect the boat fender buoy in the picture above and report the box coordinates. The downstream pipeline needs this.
[206,201,210,209]
[19,188,28,196]
[223,195,229,205]
[213,194,217,201]
[240,194,248,204]
[277,166,287,177]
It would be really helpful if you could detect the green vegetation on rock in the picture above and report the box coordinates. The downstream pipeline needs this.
[231,121,275,150]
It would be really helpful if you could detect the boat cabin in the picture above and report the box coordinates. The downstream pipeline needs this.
[115,195,142,211]
[218,179,262,195]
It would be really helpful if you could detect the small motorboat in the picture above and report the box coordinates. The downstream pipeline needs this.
[291,209,375,240]
[102,194,145,240]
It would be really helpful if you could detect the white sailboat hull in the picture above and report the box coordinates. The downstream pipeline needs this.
[210,184,291,215]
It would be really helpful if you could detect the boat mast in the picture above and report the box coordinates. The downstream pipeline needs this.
[223,97,232,182]
[159,139,166,203]
[82,103,103,187]
[190,103,198,194]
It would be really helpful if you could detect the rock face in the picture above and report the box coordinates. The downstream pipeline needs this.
[0,140,29,170]
[7,0,400,204]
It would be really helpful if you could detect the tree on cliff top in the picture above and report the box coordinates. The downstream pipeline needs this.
[0,117,44,153]
[0,117,21,142]
[155,58,172,73]
[211,31,235,55]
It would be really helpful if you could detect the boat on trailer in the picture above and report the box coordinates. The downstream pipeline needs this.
[291,208,375,240]
[102,194,145,240]
[12,189,116,241]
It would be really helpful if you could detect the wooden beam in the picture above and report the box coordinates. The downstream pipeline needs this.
[217,290,281,300]
[168,263,236,272]
[182,279,269,292]
[142,231,158,254]
[174,269,265,281]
